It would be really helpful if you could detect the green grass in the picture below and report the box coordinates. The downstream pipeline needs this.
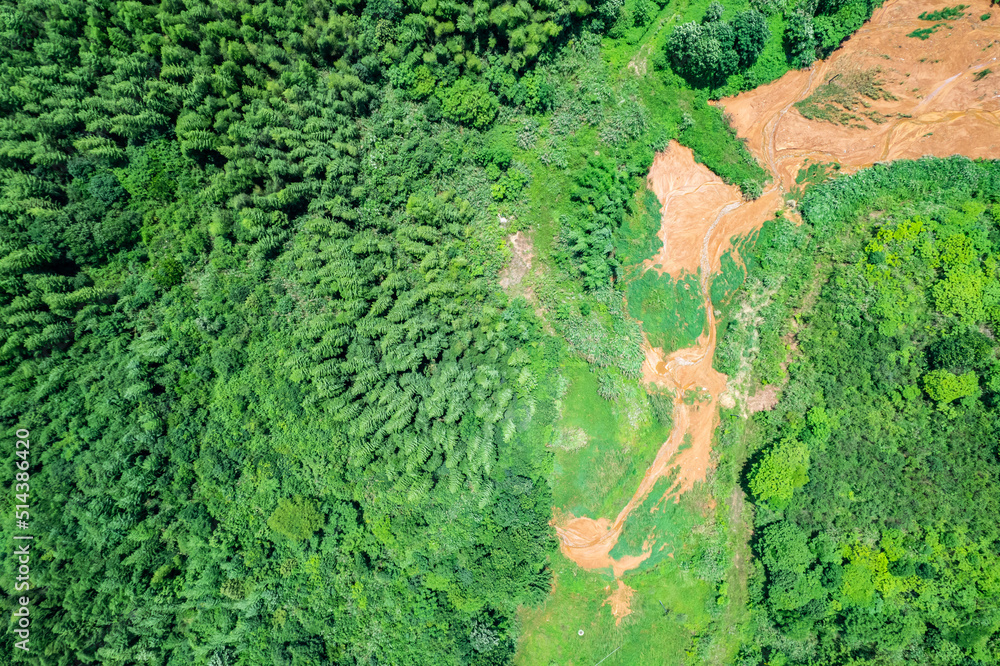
[794,68,897,126]
[551,360,672,519]
[908,24,943,39]
[626,268,706,353]
[513,3,775,661]
[974,68,992,81]
[610,472,678,560]
[981,13,991,20]
[560,362,619,447]
[789,159,842,200]
[679,432,693,451]
[709,247,748,308]
[918,5,967,20]
[909,6,967,39]
[512,123,603,257]
[607,469,707,574]
[515,550,715,666]
[794,159,840,186]
[679,99,769,196]
[616,187,664,266]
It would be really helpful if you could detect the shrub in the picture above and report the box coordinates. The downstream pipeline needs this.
[438,79,499,128]
[923,369,979,405]
[267,497,325,541]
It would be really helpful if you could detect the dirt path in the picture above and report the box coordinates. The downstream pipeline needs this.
[555,0,1000,577]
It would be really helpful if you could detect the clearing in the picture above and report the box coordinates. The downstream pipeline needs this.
[551,0,1000,620]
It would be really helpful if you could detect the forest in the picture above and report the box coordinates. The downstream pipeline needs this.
[718,158,1000,664]
[0,0,986,663]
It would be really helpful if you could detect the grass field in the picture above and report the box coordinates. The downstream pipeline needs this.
[514,549,716,666]
[616,187,666,267]
[608,470,701,573]
[626,268,706,352]
[550,360,672,519]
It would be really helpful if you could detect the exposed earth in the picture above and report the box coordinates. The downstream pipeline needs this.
[553,0,1000,604]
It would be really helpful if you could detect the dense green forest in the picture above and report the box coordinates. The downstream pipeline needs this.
[0,0,899,662]
[717,158,1000,664]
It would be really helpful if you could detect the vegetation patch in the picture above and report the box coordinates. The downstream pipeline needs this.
[918,4,968,21]
[627,268,706,352]
[722,157,1000,664]
[608,468,704,573]
[679,101,770,196]
[551,361,672,518]
[794,68,898,127]
[791,159,842,200]
[908,23,945,39]
[710,247,750,307]
[515,550,714,666]
[0,0,911,659]
[616,187,666,267]
[974,67,993,81]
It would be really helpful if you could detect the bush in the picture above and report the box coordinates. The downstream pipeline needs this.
[439,79,499,128]
[741,178,763,200]
[923,369,979,406]
[267,497,325,541]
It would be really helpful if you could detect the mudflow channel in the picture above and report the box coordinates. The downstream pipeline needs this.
[554,0,1000,600]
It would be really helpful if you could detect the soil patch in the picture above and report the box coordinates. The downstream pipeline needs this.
[498,230,534,291]
[722,0,1000,191]
[602,580,636,625]
[746,384,781,414]
[795,66,898,127]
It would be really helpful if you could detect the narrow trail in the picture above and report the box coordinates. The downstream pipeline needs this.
[553,0,1000,594]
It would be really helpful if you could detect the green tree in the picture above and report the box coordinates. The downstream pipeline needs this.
[665,22,733,86]
[439,78,500,128]
[932,267,986,322]
[267,497,325,541]
[929,330,993,373]
[748,437,810,506]
[759,521,825,612]
[785,12,817,68]
[663,3,765,86]
[732,9,770,67]
[923,369,979,405]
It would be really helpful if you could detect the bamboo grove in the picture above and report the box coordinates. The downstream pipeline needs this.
[0,0,579,662]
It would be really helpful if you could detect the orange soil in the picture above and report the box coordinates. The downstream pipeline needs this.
[555,0,1000,577]
[725,0,1000,199]
[602,579,636,625]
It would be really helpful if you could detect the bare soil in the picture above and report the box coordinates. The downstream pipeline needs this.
[498,230,534,291]
[724,0,1000,196]
[555,0,1000,577]
[602,579,636,625]
[746,384,781,414]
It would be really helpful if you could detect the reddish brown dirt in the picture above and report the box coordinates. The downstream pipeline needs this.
[725,0,1000,203]
[556,144,728,574]
[602,580,636,625]
[555,0,1000,577]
